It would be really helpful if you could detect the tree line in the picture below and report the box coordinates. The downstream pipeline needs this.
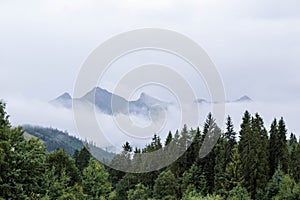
[1,101,300,199]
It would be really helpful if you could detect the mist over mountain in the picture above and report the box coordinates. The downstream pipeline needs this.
[51,87,170,117]
[50,92,72,108]
[195,95,253,104]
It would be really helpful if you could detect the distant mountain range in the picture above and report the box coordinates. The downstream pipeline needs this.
[50,87,169,116]
[195,95,253,104]
[51,87,253,116]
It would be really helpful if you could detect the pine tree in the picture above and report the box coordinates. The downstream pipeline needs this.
[165,131,173,146]
[269,118,278,177]
[0,102,47,199]
[289,133,298,146]
[276,117,289,173]
[290,143,300,182]
[153,170,177,199]
[46,149,81,186]
[213,138,227,196]
[224,146,243,192]
[199,113,220,194]
[182,163,207,195]
[128,183,149,200]
[82,158,112,199]
[224,115,237,151]
[264,168,284,200]
[227,185,251,200]
[74,146,92,172]
[238,111,253,194]
[252,113,269,191]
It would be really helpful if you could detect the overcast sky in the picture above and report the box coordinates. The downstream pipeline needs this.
[1,0,300,138]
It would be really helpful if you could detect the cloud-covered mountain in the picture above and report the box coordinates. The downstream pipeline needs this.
[50,87,169,116]
[233,95,253,103]
[50,92,72,108]
[195,95,253,104]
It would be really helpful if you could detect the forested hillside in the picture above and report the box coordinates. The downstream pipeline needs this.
[22,125,114,160]
[1,101,300,199]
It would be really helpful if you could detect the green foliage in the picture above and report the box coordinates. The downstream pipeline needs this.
[23,125,114,159]
[224,146,243,192]
[227,185,251,200]
[182,189,223,200]
[82,158,112,199]
[264,168,284,199]
[199,113,221,194]
[46,149,81,186]
[1,102,300,200]
[73,146,92,171]
[290,143,300,182]
[277,118,290,173]
[128,183,149,200]
[238,112,269,198]
[182,163,207,195]
[153,170,178,199]
[273,174,300,200]
[0,102,47,199]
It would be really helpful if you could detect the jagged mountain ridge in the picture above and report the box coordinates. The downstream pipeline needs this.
[195,95,253,104]
[51,87,169,116]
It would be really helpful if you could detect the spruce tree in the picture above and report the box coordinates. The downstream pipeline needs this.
[290,143,300,182]
[199,113,220,194]
[276,117,289,173]
[82,158,112,199]
[224,146,243,192]
[238,111,252,193]
[153,170,177,199]
[0,102,47,199]
[269,118,278,177]
[165,131,173,146]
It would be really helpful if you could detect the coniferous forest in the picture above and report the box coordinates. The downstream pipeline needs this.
[1,101,300,200]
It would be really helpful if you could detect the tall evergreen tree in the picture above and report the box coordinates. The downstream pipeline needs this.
[153,170,177,199]
[73,146,92,172]
[82,158,112,199]
[238,111,252,194]
[290,143,300,182]
[269,118,278,177]
[213,138,227,196]
[46,149,81,186]
[182,163,207,195]
[276,117,289,173]
[165,131,173,146]
[224,146,243,192]
[0,102,47,199]
[199,113,220,194]
[252,113,269,191]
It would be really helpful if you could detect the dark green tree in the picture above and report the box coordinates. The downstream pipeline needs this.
[165,131,173,146]
[264,168,284,200]
[82,158,112,199]
[182,163,207,195]
[239,111,269,198]
[73,146,92,172]
[227,185,251,200]
[199,113,221,194]
[127,183,149,200]
[46,149,81,186]
[214,138,227,196]
[153,170,177,199]
[269,118,278,177]
[273,174,300,200]
[224,146,243,192]
[276,117,289,173]
[290,143,300,182]
[0,102,47,199]
[224,115,237,152]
